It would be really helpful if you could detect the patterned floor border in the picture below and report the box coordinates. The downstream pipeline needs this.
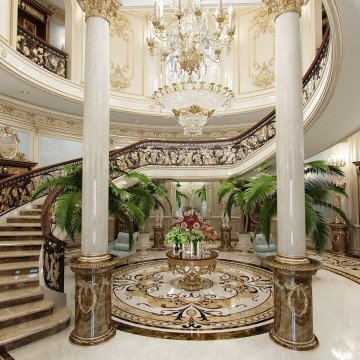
[308,250,360,285]
[112,258,274,341]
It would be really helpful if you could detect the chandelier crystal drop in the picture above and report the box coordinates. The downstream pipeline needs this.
[148,0,236,136]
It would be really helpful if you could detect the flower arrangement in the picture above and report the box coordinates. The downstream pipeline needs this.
[165,226,187,245]
[168,209,218,244]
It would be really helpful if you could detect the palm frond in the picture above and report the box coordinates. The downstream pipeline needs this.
[243,174,277,213]
[54,191,82,240]
[304,160,344,177]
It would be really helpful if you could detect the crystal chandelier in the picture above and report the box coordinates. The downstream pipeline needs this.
[147,0,236,136]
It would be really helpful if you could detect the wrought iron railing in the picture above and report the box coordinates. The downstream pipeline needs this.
[41,188,67,293]
[0,28,331,293]
[17,25,68,78]
[0,29,331,219]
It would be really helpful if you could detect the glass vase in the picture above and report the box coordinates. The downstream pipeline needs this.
[190,241,201,257]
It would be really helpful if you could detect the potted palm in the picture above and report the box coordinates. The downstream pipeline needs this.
[218,160,350,254]
[31,164,156,250]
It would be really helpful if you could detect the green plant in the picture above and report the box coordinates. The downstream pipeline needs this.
[175,183,188,209]
[195,184,207,203]
[165,227,187,245]
[31,165,161,248]
[186,228,205,242]
[218,160,350,254]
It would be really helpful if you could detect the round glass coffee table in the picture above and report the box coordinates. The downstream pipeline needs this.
[166,249,218,291]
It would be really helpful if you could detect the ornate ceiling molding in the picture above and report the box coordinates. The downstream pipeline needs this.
[77,0,120,23]
[263,0,305,19]
[0,96,252,141]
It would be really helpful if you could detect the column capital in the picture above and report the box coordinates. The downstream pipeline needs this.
[263,0,305,19]
[78,0,119,23]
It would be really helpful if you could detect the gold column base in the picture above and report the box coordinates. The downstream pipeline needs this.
[69,326,117,347]
[68,254,119,347]
[265,256,320,352]
[270,328,319,351]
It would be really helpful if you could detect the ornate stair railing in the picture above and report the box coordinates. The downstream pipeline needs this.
[41,188,67,293]
[0,28,330,219]
[0,28,331,294]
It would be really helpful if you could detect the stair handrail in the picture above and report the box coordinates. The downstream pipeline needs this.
[41,188,67,292]
[0,28,330,218]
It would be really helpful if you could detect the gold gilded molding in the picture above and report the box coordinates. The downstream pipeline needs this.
[287,283,309,317]
[78,0,119,22]
[250,8,275,89]
[0,49,7,58]
[263,0,305,19]
[110,62,131,90]
[110,12,132,90]
[78,279,98,314]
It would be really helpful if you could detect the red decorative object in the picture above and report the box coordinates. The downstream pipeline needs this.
[172,209,218,241]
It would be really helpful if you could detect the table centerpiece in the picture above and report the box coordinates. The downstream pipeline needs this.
[166,209,217,256]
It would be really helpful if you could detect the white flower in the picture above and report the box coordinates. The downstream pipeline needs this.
[193,222,200,229]
[181,222,187,229]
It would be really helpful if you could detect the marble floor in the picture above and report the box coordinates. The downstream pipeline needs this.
[9,251,360,360]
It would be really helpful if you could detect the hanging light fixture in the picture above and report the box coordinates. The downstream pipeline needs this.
[147,0,235,136]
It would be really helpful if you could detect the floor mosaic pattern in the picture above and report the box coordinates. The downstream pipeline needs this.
[313,251,360,284]
[112,259,274,340]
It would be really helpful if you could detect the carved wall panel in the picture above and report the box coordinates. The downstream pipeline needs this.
[238,8,275,94]
[109,12,144,95]
[249,8,275,89]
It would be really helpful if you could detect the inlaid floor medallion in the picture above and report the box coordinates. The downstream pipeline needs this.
[112,259,274,340]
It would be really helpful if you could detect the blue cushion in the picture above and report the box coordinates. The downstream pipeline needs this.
[255,244,277,253]
[114,243,130,252]
[116,232,130,244]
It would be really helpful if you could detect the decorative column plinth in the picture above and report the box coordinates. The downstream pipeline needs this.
[151,226,167,250]
[330,223,349,255]
[266,256,319,351]
[218,226,233,251]
[68,255,119,346]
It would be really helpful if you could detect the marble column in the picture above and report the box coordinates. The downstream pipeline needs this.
[69,0,120,347]
[263,0,319,351]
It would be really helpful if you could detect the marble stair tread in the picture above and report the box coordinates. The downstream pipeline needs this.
[0,224,42,231]
[0,307,71,349]
[0,240,43,247]
[0,287,43,306]
[0,274,38,286]
[0,301,53,323]
[7,216,41,222]
[0,261,38,272]
[0,231,43,237]
[0,250,40,259]
[20,209,42,214]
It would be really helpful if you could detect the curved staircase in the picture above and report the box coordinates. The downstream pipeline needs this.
[0,204,70,351]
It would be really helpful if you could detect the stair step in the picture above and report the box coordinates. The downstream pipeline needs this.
[0,251,40,263]
[0,307,71,351]
[0,300,53,329]
[7,216,41,224]
[0,261,39,276]
[0,240,43,252]
[0,232,43,241]
[0,288,43,309]
[0,224,42,232]
[19,209,42,216]
[0,274,39,291]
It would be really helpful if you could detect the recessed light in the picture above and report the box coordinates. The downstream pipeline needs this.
[20,90,30,95]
